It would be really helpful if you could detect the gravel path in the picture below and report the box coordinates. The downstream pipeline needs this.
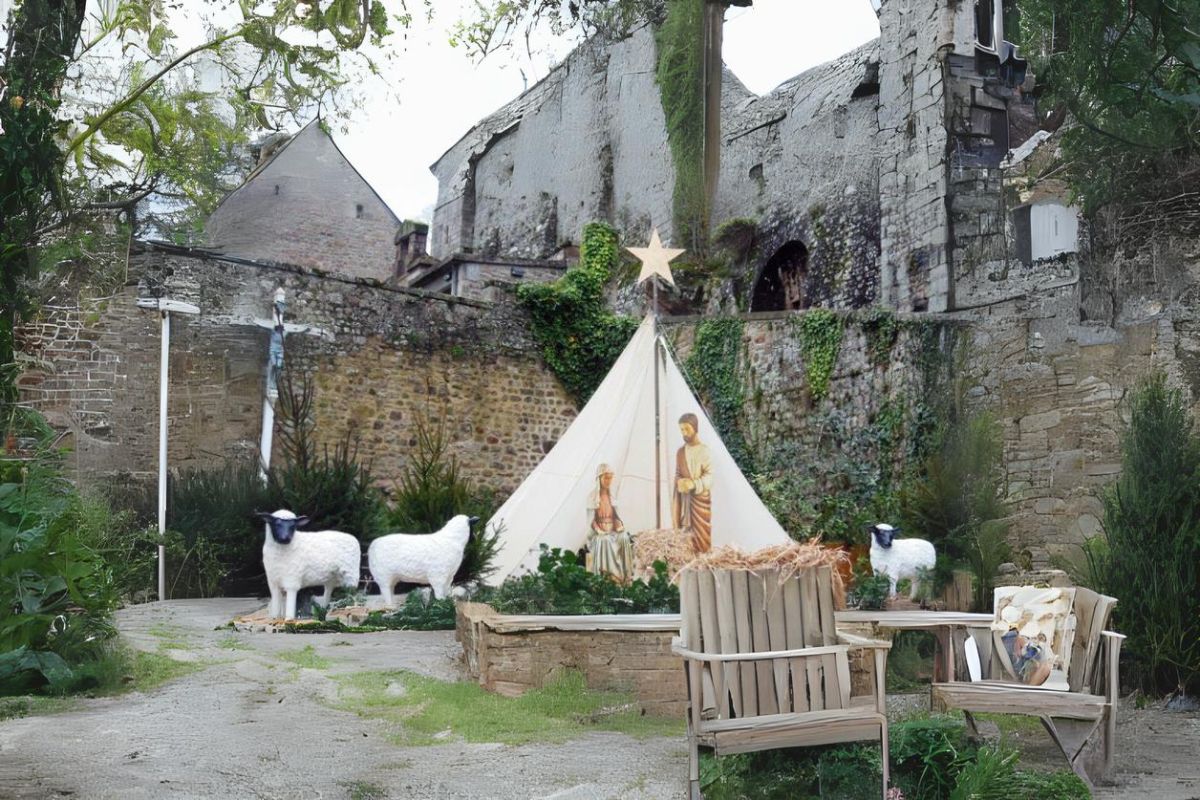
[0,599,687,800]
[1,600,1196,799]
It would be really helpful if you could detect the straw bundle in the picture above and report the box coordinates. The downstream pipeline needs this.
[679,539,851,608]
[632,528,697,581]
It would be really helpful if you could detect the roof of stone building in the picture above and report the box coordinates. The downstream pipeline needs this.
[213,118,400,223]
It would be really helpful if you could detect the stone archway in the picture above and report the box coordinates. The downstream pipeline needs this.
[751,241,809,312]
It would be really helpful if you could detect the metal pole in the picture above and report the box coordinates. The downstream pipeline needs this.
[157,310,169,602]
[258,288,286,483]
[653,278,662,529]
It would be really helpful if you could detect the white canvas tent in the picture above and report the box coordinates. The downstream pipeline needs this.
[486,314,789,584]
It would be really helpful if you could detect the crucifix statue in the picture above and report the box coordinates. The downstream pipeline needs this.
[255,287,332,480]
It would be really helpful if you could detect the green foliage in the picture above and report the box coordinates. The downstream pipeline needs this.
[848,557,892,611]
[386,416,500,584]
[517,222,638,405]
[684,317,754,471]
[796,310,844,402]
[655,0,708,251]
[887,631,938,693]
[269,367,386,542]
[367,593,459,631]
[1098,372,1200,695]
[903,412,1010,611]
[333,668,681,746]
[0,455,120,694]
[479,547,679,615]
[949,745,1089,800]
[1017,0,1200,214]
[168,459,271,595]
[862,307,901,367]
[451,0,661,58]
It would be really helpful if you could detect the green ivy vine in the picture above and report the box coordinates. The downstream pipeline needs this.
[860,307,900,367]
[655,0,706,251]
[684,317,754,472]
[796,310,843,402]
[517,223,638,405]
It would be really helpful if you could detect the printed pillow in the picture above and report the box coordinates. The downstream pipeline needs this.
[991,586,1076,690]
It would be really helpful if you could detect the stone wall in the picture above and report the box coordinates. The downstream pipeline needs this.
[16,242,574,492]
[205,122,400,283]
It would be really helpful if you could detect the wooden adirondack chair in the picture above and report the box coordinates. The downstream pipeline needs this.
[673,565,892,800]
[931,587,1124,789]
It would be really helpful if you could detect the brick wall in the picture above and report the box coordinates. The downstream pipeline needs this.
[16,243,574,492]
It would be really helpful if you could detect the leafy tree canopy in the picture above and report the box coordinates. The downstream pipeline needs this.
[450,0,664,59]
[1018,0,1200,213]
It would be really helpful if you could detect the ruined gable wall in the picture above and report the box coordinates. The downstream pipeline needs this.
[17,245,574,493]
[204,124,399,282]
[431,31,675,260]
[718,42,883,310]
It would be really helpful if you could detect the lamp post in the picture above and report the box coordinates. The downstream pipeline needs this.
[137,296,201,603]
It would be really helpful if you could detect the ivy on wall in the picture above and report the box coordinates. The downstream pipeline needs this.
[861,307,900,367]
[683,317,754,472]
[517,223,638,405]
[655,0,706,252]
[796,310,844,402]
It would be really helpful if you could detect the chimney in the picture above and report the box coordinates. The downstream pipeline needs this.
[394,220,430,277]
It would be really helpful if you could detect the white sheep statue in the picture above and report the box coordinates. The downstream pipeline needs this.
[256,509,361,621]
[869,523,936,600]
[368,514,478,606]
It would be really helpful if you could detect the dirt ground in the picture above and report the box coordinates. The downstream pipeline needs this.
[0,599,1196,799]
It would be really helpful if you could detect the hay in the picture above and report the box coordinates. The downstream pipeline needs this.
[679,539,851,609]
[633,528,697,581]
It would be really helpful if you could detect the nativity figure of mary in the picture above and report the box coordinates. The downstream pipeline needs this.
[587,463,634,583]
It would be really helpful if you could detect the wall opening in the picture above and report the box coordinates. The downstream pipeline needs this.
[751,241,809,312]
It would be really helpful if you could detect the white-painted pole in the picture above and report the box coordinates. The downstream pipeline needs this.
[258,395,275,483]
[157,310,170,603]
[258,287,286,483]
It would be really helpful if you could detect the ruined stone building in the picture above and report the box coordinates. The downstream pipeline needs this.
[429,0,1077,315]
[204,120,401,282]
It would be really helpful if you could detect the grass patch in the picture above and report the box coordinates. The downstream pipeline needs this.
[332,669,683,746]
[218,636,252,651]
[339,780,387,800]
[0,695,76,721]
[127,650,205,693]
[277,645,333,670]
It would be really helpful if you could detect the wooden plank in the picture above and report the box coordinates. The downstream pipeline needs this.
[834,649,852,709]
[1082,596,1116,693]
[486,613,682,633]
[763,569,791,713]
[680,570,701,649]
[713,570,743,718]
[729,570,758,717]
[1069,588,1099,692]
[747,572,780,715]
[782,576,808,713]
[799,569,825,711]
[835,610,993,627]
[815,567,837,645]
[931,682,1106,719]
[697,570,728,719]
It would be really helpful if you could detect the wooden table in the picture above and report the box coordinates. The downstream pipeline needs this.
[835,610,994,683]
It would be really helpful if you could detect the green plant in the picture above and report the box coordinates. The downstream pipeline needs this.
[796,310,844,401]
[848,558,892,611]
[387,415,501,584]
[168,458,271,595]
[1099,372,1200,695]
[684,317,753,472]
[478,547,679,615]
[517,222,639,405]
[949,745,1088,800]
[655,0,707,252]
[268,366,386,543]
[862,307,900,367]
[903,411,1010,611]
[889,716,977,799]
[0,455,121,694]
[367,593,460,631]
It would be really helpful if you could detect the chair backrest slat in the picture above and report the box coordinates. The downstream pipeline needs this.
[762,568,792,711]
[782,574,808,713]
[748,572,781,715]
[730,570,759,717]
[713,570,743,717]
[696,569,728,718]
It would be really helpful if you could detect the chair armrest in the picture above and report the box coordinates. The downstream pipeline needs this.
[1100,631,1126,642]
[838,631,892,650]
[671,642,849,663]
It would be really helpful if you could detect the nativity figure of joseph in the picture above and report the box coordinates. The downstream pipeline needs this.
[587,463,634,582]
[673,413,713,553]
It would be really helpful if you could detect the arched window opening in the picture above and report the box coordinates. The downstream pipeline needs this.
[751,241,809,312]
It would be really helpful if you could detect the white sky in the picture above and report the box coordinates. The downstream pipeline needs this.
[337,0,881,222]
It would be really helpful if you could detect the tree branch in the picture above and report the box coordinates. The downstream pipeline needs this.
[65,31,238,157]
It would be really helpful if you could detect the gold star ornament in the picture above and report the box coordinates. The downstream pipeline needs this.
[628,228,685,287]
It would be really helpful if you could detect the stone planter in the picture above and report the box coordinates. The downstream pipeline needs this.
[455,602,687,717]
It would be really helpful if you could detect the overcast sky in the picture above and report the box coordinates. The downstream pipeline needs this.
[337,1,881,222]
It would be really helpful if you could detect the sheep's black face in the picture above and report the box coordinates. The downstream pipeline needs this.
[256,512,309,545]
[871,524,897,549]
[268,518,297,544]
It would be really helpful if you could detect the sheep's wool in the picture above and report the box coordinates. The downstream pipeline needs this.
[368,515,472,604]
[262,511,361,620]
[870,534,936,599]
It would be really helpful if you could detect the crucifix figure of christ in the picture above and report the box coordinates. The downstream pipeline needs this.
[254,287,333,480]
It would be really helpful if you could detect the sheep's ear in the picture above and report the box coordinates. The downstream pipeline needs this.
[294,516,311,528]
[254,511,272,521]
[468,516,480,526]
